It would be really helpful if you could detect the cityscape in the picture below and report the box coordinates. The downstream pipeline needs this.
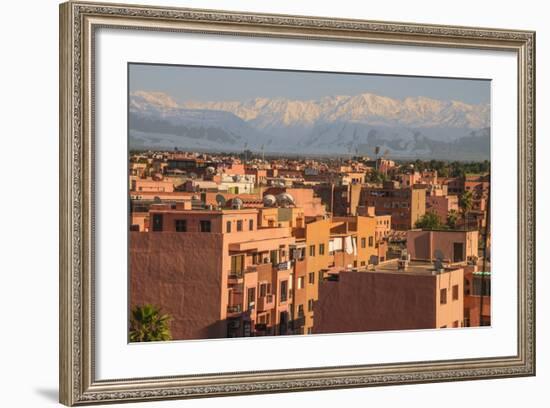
[128,65,491,341]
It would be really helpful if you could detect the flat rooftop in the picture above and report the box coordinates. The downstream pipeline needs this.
[373,260,462,276]
[325,260,463,278]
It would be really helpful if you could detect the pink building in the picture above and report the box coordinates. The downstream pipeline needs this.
[426,195,459,224]
[130,206,297,340]
[130,176,174,193]
[313,261,464,333]
[407,229,479,263]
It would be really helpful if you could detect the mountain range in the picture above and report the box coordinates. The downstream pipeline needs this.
[129,90,490,160]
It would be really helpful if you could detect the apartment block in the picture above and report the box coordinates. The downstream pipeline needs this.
[313,261,464,333]
[362,181,426,230]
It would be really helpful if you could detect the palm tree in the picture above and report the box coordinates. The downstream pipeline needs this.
[415,211,444,230]
[129,304,172,342]
[459,190,474,229]
[446,209,459,229]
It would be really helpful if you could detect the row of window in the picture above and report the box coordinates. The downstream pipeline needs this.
[152,214,212,232]
[245,280,290,306]
[440,285,460,305]
[306,237,375,258]
[226,219,254,233]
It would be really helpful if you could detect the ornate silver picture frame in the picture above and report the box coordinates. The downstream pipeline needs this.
[59,1,535,405]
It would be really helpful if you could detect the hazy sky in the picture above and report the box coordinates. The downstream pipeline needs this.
[129,63,491,105]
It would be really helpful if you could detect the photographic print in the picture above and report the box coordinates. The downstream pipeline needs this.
[128,64,491,341]
[60,3,535,404]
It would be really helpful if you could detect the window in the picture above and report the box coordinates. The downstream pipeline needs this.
[361,237,366,248]
[360,261,366,266]
[440,288,447,305]
[247,287,256,306]
[249,219,254,230]
[252,252,262,265]
[297,304,304,317]
[174,219,187,232]
[368,236,374,247]
[319,243,325,255]
[226,220,231,233]
[280,280,288,302]
[452,284,460,300]
[152,214,163,232]
[237,220,243,231]
[259,283,270,297]
[199,220,211,232]
[318,270,324,283]
[307,299,314,312]
[309,245,315,257]
[297,276,305,289]
[308,272,315,285]
[230,255,244,276]
[270,250,279,265]
[307,327,313,334]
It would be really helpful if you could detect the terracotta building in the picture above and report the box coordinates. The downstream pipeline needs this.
[312,261,465,334]
[406,229,479,263]
[130,206,296,340]
[362,181,426,230]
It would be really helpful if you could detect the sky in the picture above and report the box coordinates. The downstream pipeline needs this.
[129,63,491,105]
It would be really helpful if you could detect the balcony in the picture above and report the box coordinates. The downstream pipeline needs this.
[245,263,274,277]
[257,294,275,311]
[228,271,244,284]
[276,260,292,271]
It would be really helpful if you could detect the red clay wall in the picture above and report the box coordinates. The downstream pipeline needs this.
[129,232,225,340]
[313,271,436,333]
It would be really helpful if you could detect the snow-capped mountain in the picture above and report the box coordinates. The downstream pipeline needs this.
[129,90,490,160]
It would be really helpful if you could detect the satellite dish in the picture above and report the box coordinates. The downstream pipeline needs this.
[232,198,244,210]
[205,166,216,175]
[215,194,226,208]
[153,196,161,203]
[276,193,295,207]
[263,194,277,207]
[434,249,445,271]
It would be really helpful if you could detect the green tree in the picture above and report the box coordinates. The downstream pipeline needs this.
[446,209,459,229]
[415,212,445,230]
[459,190,474,229]
[129,304,172,342]
[366,169,388,184]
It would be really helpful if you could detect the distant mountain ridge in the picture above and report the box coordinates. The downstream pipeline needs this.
[129,90,490,160]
